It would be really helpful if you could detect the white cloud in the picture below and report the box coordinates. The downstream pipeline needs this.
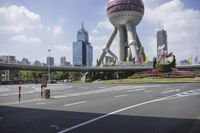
[54,44,70,51]
[0,5,43,33]
[0,51,9,55]
[143,0,200,61]
[54,43,72,63]
[91,29,100,35]
[0,5,67,64]
[97,20,113,30]
[52,26,63,35]
[11,35,41,44]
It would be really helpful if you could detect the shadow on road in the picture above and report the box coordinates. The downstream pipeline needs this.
[0,106,199,133]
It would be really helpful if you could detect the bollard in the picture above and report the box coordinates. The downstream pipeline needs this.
[44,88,50,99]
[18,86,21,102]
[41,85,43,99]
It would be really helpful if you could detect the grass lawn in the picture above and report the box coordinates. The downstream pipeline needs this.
[101,77,200,84]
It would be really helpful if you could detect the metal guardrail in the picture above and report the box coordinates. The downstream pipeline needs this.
[0,63,200,72]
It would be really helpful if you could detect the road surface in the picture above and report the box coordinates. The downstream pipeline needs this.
[0,83,200,133]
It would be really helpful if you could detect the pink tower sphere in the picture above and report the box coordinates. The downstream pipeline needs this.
[107,0,145,26]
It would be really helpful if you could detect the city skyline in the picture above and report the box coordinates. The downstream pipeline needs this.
[0,0,200,65]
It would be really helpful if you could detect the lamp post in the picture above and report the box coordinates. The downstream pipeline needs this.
[48,49,51,83]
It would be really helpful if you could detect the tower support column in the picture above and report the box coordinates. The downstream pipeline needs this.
[97,27,117,66]
[118,26,126,62]
[126,23,139,64]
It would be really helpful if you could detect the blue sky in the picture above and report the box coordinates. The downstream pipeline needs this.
[0,0,200,65]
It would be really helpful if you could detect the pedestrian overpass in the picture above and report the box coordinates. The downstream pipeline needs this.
[0,63,200,72]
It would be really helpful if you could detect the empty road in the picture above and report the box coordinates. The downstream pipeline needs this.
[0,83,200,133]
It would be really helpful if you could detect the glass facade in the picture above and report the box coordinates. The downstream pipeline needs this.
[73,23,93,66]
[73,42,83,66]
[86,44,93,66]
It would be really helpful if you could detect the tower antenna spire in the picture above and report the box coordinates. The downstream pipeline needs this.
[82,21,84,29]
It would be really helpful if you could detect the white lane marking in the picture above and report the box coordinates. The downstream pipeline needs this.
[50,86,73,91]
[99,86,108,89]
[125,88,145,93]
[0,98,44,106]
[36,102,46,105]
[160,89,200,100]
[57,99,163,133]
[0,88,10,92]
[51,88,70,91]
[79,87,87,89]
[0,117,3,120]
[145,90,154,93]
[34,87,40,91]
[53,86,151,99]
[115,95,127,98]
[54,95,66,98]
[64,101,88,107]
[57,89,200,133]
[0,91,36,97]
[0,94,9,96]
[162,89,180,94]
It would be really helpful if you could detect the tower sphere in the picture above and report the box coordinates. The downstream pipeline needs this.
[107,0,144,26]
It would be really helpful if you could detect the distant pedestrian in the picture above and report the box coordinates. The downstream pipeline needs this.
[153,57,157,69]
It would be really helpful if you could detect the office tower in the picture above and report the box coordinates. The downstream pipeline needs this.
[73,22,93,66]
[157,27,168,59]
[0,55,16,81]
[21,58,31,65]
[34,60,41,66]
[47,57,54,66]
[60,57,66,67]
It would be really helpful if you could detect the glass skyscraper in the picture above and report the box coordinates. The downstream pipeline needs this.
[157,27,168,58]
[73,22,93,66]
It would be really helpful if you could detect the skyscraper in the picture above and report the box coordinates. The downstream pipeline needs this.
[60,56,71,66]
[60,57,66,67]
[157,27,168,59]
[47,57,54,66]
[21,58,31,65]
[0,55,16,81]
[73,22,93,66]
[34,60,41,66]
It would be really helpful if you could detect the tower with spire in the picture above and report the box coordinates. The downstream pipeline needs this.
[73,22,93,66]
[157,26,168,60]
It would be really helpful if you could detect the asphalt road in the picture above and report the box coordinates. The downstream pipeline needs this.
[0,83,200,133]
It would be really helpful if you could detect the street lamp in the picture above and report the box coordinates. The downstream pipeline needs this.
[48,49,51,83]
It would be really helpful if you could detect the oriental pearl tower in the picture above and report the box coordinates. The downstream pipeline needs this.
[97,0,146,66]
